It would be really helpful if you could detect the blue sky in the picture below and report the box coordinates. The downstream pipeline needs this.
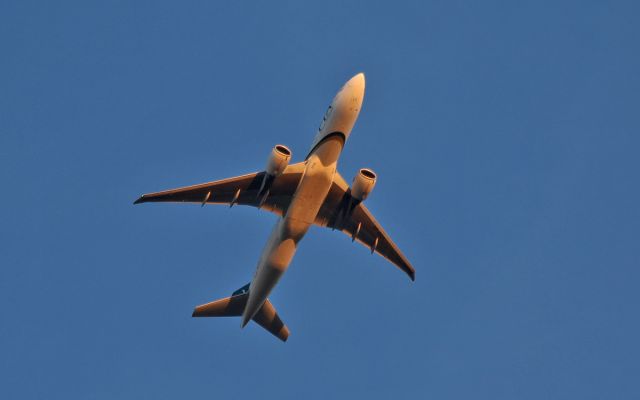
[1,1,639,399]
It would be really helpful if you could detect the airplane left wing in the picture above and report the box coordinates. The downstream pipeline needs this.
[316,172,416,281]
[134,162,306,216]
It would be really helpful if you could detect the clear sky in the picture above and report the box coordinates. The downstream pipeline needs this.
[1,1,639,399]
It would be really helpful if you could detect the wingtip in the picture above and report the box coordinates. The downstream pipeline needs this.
[281,327,290,342]
[133,195,145,205]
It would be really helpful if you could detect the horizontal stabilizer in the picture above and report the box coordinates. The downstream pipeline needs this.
[251,299,288,342]
[192,292,248,317]
[192,290,289,342]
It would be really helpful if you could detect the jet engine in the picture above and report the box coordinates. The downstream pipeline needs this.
[258,145,292,201]
[266,145,292,177]
[351,168,377,201]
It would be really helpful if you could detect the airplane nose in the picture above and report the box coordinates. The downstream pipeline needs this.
[339,72,365,108]
[346,72,365,92]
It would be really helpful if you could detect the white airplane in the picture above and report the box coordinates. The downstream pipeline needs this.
[134,73,415,341]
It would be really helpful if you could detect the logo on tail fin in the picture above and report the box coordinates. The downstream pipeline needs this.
[232,283,250,296]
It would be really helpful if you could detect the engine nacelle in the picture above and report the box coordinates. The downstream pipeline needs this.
[351,168,377,201]
[266,145,292,177]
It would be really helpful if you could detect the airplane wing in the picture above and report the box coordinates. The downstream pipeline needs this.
[316,172,416,281]
[133,162,306,216]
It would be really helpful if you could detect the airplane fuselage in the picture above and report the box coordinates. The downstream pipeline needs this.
[241,74,365,326]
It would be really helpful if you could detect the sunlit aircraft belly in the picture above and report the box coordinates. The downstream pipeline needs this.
[241,73,364,326]
[241,137,344,325]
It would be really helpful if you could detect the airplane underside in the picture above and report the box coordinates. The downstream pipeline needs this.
[134,73,415,341]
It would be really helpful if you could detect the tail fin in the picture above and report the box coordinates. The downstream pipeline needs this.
[192,285,290,342]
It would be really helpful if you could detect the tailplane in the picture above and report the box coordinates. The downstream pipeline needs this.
[192,284,289,342]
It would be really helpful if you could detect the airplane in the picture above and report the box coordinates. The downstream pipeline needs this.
[134,73,415,341]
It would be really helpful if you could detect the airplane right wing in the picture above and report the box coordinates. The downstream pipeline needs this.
[315,172,416,281]
[133,162,306,217]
